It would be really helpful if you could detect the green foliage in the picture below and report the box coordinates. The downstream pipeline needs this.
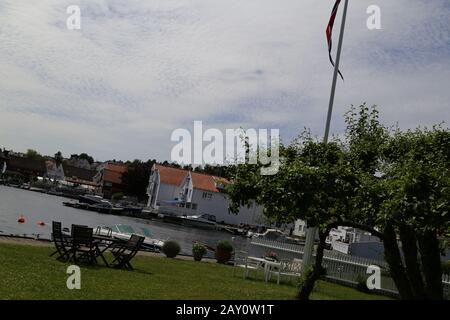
[298,265,314,287]
[121,159,156,201]
[192,243,207,261]
[227,103,450,300]
[355,274,371,293]
[111,192,124,201]
[162,240,181,258]
[70,153,95,164]
[25,149,43,160]
[216,240,233,252]
[442,261,450,275]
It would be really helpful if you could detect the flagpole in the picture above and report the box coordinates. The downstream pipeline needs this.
[302,0,349,270]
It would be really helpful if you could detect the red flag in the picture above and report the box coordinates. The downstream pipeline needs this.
[326,0,344,80]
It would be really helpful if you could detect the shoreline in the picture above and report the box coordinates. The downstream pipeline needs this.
[0,234,218,262]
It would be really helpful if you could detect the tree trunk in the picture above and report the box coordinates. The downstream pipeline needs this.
[383,224,414,299]
[398,225,426,299]
[297,230,327,300]
[418,229,443,300]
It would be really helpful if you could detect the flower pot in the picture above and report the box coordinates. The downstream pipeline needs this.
[215,248,232,264]
[193,254,203,262]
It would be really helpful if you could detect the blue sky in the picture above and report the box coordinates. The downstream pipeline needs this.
[0,0,449,162]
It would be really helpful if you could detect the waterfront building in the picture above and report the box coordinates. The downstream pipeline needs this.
[93,161,127,199]
[146,164,267,226]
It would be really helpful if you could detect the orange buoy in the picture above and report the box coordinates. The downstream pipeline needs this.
[18,215,25,224]
[37,221,45,226]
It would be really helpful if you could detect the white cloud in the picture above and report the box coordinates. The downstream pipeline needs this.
[0,0,449,162]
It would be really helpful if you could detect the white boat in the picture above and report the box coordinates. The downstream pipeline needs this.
[94,224,164,252]
[250,228,304,244]
[180,213,217,229]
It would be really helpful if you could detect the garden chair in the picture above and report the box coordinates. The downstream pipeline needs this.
[267,258,303,285]
[232,250,263,279]
[70,225,107,265]
[109,234,144,270]
[50,221,72,261]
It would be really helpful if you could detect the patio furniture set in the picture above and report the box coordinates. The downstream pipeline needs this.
[50,221,143,270]
[232,250,303,285]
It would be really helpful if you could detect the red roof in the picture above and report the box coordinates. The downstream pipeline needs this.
[191,172,229,193]
[102,163,127,185]
[103,170,124,185]
[155,164,229,193]
[105,163,127,173]
[156,165,187,186]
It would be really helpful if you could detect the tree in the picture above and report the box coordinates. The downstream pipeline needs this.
[227,104,449,300]
[228,132,371,299]
[25,149,43,160]
[121,159,156,202]
[54,151,63,165]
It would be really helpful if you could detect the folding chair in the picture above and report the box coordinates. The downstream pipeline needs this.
[110,234,144,270]
[70,225,106,265]
[50,221,72,261]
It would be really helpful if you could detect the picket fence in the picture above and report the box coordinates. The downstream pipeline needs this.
[249,237,450,299]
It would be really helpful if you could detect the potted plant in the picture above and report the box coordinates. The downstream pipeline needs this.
[192,243,207,261]
[215,240,233,264]
[162,240,181,258]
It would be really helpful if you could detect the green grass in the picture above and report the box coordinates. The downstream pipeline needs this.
[0,243,391,300]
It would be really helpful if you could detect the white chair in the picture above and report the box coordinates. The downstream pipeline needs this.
[267,258,303,285]
[232,251,263,279]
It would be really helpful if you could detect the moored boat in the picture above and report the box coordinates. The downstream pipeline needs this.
[94,224,164,252]
[180,214,217,229]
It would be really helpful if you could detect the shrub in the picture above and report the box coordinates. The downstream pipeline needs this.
[216,240,233,252]
[192,243,207,261]
[215,240,233,264]
[112,192,124,201]
[355,274,370,293]
[162,240,181,258]
[442,261,450,275]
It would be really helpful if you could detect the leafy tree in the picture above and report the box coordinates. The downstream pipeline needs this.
[227,104,449,300]
[25,149,43,160]
[121,159,156,202]
[54,151,63,165]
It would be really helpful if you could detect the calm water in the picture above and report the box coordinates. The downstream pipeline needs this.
[0,185,249,255]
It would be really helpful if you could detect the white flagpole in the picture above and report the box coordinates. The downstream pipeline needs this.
[302,0,349,270]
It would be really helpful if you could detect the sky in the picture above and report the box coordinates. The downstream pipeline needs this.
[0,0,449,163]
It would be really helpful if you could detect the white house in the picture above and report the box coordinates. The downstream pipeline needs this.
[146,164,268,226]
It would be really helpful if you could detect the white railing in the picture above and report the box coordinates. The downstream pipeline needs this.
[250,237,449,299]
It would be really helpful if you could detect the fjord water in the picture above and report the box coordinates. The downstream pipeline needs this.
[0,185,248,255]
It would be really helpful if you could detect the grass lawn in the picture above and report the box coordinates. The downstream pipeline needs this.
[0,243,391,300]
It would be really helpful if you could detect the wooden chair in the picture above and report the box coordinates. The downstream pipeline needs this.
[70,225,107,265]
[110,234,144,270]
[50,221,72,261]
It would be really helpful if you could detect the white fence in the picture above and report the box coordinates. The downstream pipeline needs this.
[249,237,449,299]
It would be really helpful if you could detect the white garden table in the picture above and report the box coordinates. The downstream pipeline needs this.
[247,256,281,283]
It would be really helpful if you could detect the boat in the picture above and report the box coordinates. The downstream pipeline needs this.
[62,200,78,208]
[180,213,217,229]
[250,228,304,244]
[78,194,105,205]
[87,202,124,214]
[93,224,164,252]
